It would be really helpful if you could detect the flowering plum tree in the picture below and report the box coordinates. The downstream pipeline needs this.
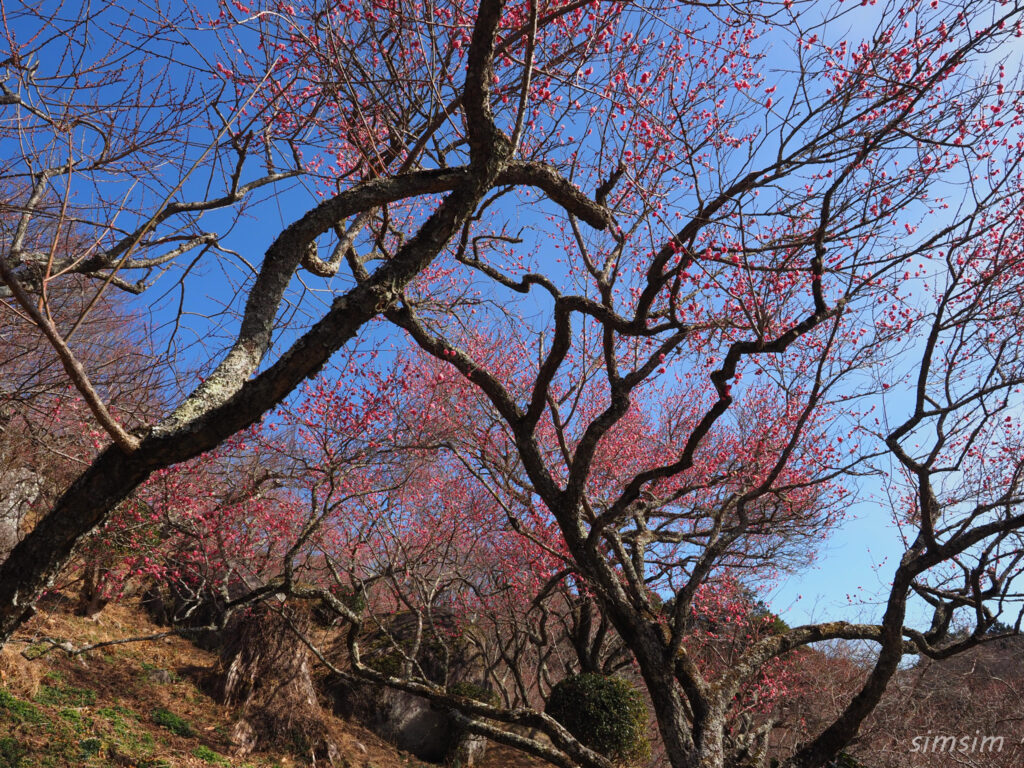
[4,1,1024,767]
[68,430,303,620]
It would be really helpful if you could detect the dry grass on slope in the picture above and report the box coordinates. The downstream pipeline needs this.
[0,594,530,768]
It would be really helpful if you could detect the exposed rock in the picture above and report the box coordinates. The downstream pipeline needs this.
[145,667,174,684]
[447,728,489,768]
[0,468,41,562]
[325,610,490,765]
[333,682,452,762]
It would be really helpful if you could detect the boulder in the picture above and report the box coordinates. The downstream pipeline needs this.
[325,610,491,765]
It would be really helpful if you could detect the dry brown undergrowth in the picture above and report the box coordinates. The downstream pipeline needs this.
[0,592,553,768]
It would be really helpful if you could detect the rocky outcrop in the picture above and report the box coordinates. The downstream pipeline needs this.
[326,611,491,766]
[328,678,488,766]
[0,468,41,562]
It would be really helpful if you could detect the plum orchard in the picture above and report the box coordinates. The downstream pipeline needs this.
[4,1,1024,767]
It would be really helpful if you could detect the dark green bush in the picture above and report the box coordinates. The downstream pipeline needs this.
[366,649,405,677]
[546,673,650,765]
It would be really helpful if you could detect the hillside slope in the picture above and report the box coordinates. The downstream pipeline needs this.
[0,596,544,768]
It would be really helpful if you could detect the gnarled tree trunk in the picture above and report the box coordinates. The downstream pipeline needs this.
[216,603,337,763]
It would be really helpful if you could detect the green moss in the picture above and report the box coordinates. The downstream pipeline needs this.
[78,737,103,758]
[93,703,154,760]
[96,704,137,722]
[0,690,45,724]
[0,738,28,768]
[22,643,50,660]
[546,674,650,766]
[192,745,229,764]
[151,707,193,737]
[59,707,93,732]
[35,683,97,707]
